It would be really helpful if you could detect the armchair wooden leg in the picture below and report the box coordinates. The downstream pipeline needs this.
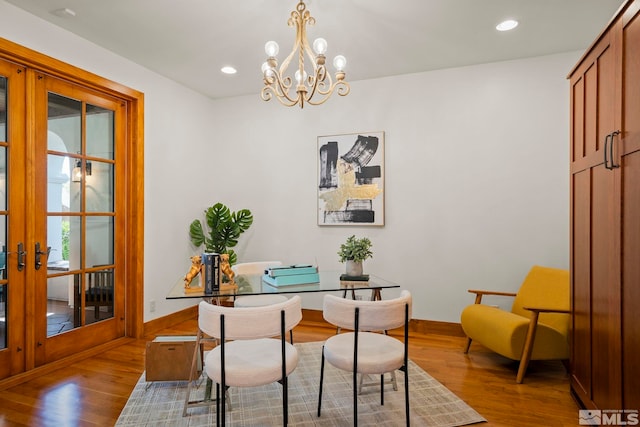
[516,311,540,384]
[463,337,472,354]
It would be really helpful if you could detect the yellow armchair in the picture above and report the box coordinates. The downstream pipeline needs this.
[460,265,570,383]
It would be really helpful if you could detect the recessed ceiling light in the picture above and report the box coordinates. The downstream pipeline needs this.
[496,19,518,32]
[221,66,237,75]
[51,8,77,18]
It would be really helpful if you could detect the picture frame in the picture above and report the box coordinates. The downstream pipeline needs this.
[317,131,385,226]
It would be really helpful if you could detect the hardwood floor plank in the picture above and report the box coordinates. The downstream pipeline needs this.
[0,317,579,426]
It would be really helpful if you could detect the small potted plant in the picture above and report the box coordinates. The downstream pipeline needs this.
[338,235,373,276]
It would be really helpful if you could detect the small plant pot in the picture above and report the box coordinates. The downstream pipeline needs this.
[345,260,363,276]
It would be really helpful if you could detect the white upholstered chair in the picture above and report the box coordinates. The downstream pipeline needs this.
[183,296,302,426]
[232,261,294,342]
[317,290,412,426]
[232,261,287,307]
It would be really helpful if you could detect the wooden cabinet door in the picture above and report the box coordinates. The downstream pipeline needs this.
[570,0,640,411]
[621,1,640,410]
[569,16,623,410]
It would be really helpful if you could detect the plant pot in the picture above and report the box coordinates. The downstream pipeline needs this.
[345,260,363,276]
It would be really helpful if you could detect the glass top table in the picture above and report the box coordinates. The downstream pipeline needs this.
[166,270,399,300]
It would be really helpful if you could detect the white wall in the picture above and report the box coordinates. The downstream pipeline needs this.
[198,53,574,321]
[1,1,574,323]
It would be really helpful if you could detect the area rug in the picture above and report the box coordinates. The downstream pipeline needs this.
[116,341,486,426]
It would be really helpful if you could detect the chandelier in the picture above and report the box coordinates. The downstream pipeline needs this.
[261,0,350,108]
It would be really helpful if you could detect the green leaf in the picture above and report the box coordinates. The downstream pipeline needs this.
[218,222,241,249]
[226,249,238,266]
[233,209,254,232]
[206,203,231,233]
[189,220,205,247]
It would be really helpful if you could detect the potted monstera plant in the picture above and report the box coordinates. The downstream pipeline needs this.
[188,202,253,266]
[338,235,373,276]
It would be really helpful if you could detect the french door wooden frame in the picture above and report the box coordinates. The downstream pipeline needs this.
[0,37,144,378]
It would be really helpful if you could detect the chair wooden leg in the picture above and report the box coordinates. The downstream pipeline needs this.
[517,311,540,384]
[464,337,472,354]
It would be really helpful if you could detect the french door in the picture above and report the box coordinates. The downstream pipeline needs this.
[0,57,27,378]
[0,44,141,379]
[32,73,126,366]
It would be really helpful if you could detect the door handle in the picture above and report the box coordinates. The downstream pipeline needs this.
[17,242,26,271]
[35,242,51,270]
[609,130,621,169]
[604,133,611,169]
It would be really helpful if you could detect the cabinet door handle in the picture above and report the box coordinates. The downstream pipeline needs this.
[604,132,612,170]
[609,130,621,169]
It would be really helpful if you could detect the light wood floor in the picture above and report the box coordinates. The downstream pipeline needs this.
[0,317,579,426]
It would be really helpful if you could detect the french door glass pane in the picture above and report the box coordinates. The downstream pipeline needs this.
[84,268,114,325]
[46,213,80,335]
[0,76,6,141]
[47,93,81,154]
[46,275,78,336]
[86,161,114,213]
[64,216,81,271]
[0,216,6,273]
[0,147,6,210]
[85,216,114,267]
[86,104,114,160]
[48,154,80,213]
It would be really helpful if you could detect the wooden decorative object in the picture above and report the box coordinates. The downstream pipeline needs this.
[182,253,239,295]
[184,256,202,286]
[219,253,235,287]
[184,284,204,294]
[184,255,204,293]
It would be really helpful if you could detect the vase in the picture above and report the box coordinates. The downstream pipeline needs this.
[345,260,363,276]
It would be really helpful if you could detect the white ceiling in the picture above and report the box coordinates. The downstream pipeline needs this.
[5,0,624,100]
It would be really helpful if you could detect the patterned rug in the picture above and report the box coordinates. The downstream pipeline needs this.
[116,341,486,426]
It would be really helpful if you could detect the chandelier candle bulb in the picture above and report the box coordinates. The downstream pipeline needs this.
[333,55,347,71]
[295,69,308,84]
[313,38,327,54]
[265,41,279,57]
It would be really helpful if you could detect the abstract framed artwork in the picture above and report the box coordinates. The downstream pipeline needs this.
[317,131,385,226]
